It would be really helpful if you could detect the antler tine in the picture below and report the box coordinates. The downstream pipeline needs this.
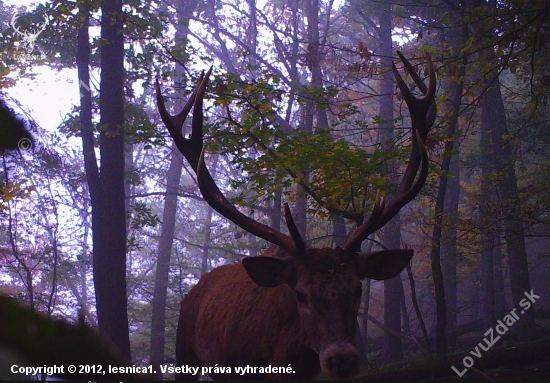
[368,128,430,232]
[196,147,298,256]
[391,52,435,193]
[344,190,385,252]
[344,190,386,251]
[283,203,306,255]
[187,67,211,169]
[395,51,429,95]
[393,52,436,140]
[343,53,436,252]
[157,69,298,256]
[155,68,210,159]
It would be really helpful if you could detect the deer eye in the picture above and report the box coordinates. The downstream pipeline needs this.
[295,291,307,304]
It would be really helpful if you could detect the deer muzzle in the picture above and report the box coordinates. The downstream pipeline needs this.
[319,343,360,379]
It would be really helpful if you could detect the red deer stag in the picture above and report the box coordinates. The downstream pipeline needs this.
[156,51,436,380]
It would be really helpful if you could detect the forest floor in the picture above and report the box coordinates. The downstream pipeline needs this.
[351,337,550,381]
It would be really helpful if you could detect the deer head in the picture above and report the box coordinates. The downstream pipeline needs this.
[157,52,436,380]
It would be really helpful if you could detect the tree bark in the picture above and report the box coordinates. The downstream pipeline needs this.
[382,226,404,362]
[493,237,507,317]
[377,1,404,363]
[440,61,466,351]
[92,0,130,359]
[480,104,496,330]
[441,147,459,350]
[361,278,371,359]
[294,0,328,238]
[477,0,535,340]
[76,0,97,329]
[149,3,200,375]
[482,76,535,339]
[201,155,218,274]
[149,144,183,378]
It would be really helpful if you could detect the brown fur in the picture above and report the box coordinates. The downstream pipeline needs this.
[175,246,412,380]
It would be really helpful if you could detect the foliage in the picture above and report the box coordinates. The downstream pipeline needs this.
[207,68,418,223]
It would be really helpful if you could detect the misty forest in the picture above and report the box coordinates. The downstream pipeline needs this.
[0,0,549,381]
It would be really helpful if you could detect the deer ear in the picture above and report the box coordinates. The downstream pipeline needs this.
[356,250,413,280]
[242,256,292,288]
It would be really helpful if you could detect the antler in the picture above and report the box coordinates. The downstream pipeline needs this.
[157,52,434,257]
[156,69,300,256]
[343,51,436,252]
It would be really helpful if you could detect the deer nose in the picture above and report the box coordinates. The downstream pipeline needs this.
[327,353,359,378]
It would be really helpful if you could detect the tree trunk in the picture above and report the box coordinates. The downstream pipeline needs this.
[150,144,183,378]
[428,55,466,361]
[78,0,130,355]
[334,217,364,360]
[305,0,329,132]
[476,0,535,341]
[92,0,130,359]
[378,2,404,363]
[441,147,459,350]
[201,155,218,274]
[382,226,404,362]
[361,278,371,358]
[398,278,410,335]
[482,75,535,339]
[493,236,508,317]
[271,187,283,232]
[76,0,97,328]
[294,0,328,238]
[429,16,468,359]
[331,214,346,247]
[407,263,431,354]
[480,105,496,330]
[149,3,200,375]
[440,62,465,351]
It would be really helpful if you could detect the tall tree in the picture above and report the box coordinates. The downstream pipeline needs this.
[77,0,130,358]
[376,1,405,363]
[479,100,497,329]
[97,0,129,358]
[149,143,183,377]
[149,1,200,374]
[478,0,536,340]
[481,67,535,339]
[439,9,468,352]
